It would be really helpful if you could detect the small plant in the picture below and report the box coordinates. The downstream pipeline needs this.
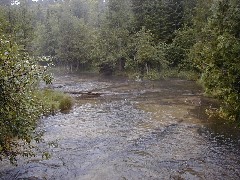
[144,70,161,80]
[158,69,198,80]
[35,89,74,115]
[59,96,74,113]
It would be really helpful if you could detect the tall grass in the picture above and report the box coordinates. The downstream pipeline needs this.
[35,89,74,115]
[127,69,199,81]
[158,69,199,80]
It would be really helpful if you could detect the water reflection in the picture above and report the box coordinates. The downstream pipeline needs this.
[0,74,239,179]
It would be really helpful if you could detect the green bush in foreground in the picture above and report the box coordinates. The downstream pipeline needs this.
[0,35,51,163]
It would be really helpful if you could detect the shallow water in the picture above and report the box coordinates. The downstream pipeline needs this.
[1,74,240,180]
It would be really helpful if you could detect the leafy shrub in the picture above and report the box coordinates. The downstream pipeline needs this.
[189,1,240,122]
[0,35,51,163]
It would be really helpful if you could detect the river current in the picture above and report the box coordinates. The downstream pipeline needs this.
[0,74,240,179]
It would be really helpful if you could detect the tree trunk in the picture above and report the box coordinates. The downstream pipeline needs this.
[145,63,149,74]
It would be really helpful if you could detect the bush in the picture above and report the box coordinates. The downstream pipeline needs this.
[36,89,74,115]
[159,69,199,80]
[144,70,161,80]
[59,96,74,113]
[189,1,240,122]
[0,35,51,163]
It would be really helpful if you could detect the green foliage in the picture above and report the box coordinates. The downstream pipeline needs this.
[0,1,36,51]
[35,89,74,115]
[158,69,198,80]
[126,27,168,76]
[2,0,238,126]
[190,0,240,122]
[0,34,51,163]
[91,0,133,74]
[165,0,213,70]
[33,10,59,57]
[131,0,185,42]
[32,0,98,71]
[134,27,156,65]
[59,96,74,113]
[144,69,161,80]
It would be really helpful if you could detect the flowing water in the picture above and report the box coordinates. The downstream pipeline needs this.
[1,73,240,180]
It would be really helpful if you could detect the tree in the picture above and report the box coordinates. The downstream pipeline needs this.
[16,0,35,51]
[92,0,133,74]
[0,0,36,52]
[0,33,51,163]
[166,0,213,69]
[190,0,240,122]
[126,27,167,76]
[33,7,60,58]
[131,0,185,43]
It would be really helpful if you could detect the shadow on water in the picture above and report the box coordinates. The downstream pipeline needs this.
[0,73,240,180]
[188,96,240,148]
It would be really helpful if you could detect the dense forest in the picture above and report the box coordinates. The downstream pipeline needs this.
[0,0,240,162]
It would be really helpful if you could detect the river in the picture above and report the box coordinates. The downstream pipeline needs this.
[0,73,240,180]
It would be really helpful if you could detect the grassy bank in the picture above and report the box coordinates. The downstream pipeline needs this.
[127,69,199,81]
[35,89,74,115]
